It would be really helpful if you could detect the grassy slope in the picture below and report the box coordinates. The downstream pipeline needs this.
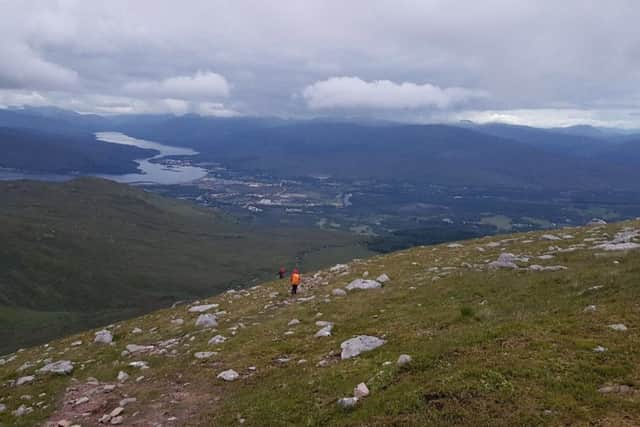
[1,221,639,426]
[0,178,370,353]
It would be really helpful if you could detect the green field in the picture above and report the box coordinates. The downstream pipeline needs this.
[0,178,370,353]
[1,220,639,425]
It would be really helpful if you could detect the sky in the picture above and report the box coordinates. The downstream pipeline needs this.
[1,0,640,127]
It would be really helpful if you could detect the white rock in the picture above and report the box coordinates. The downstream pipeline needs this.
[0,403,5,413]
[541,234,561,241]
[117,371,129,382]
[110,415,124,424]
[131,328,143,334]
[447,243,464,248]
[337,397,358,409]
[38,360,73,375]
[397,354,412,367]
[345,279,382,291]
[170,318,184,326]
[94,330,113,344]
[12,404,33,416]
[583,305,597,313]
[340,336,386,359]
[375,273,391,283]
[126,344,154,353]
[315,320,332,327]
[217,369,239,381]
[188,304,219,313]
[593,346,608,353]
[16,375,35,386]
[595,242,640,251]
[330,264,349,273]
[354,382,370,398]
[538,254,555,260]
[194,351,216,359]
[315,324,333,338]
[71,340,83,347]
[110,407,124,417]
[528,265,568,272]
[288,319,301,326]
[128,361,149,369]
[74,396,89,406]
[331,288,347,296]
[608,324,628,331]
[195,314,218,328]
[208,335,226,345]
[488,252,523,269]
[120,397,136,407]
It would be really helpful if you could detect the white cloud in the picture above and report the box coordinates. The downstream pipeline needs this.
[303,77,487,110]
[123,71,230,100]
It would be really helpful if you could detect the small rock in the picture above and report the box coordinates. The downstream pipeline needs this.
[126,344,154,353]
[0,403,5,413]
[120,398,136,407]
[217,369,239,382]
[38,360,74,375]
[195,314,218,328]
[354,382,369,398]
[376,273,391,283]
[110,407,124,417]
[593,346,608,353]
[340,335,386,359]
[345,279,382,291]
[110,415,124,425]
[131,328,143,334]
[208,335,226,345]
[397,354,412,367]
[194,351,216,359]
[57,420,72,427]
[608,324,628,331]
[94,330,113,344]
[99,414,112,423]
[117,371,129,382]
[170,318,184,326]
[337,397,358,409]
[12,404,33,416]
[16,375,35,386]
[288,319,301,326]
[128,361,149,369]
[74,396,89,406]
[583,305,597,313]
[315,324,333,338]
[331,288,347,296]
[188,304,219,313]
[71,340,82,347]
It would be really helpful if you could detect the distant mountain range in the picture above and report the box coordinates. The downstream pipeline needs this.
[2,106,640,190]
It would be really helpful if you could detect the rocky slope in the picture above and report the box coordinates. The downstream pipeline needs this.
[1,220,639,426]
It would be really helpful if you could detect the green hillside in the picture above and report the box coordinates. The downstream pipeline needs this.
[0,178,370,354]
[1,220,639,426]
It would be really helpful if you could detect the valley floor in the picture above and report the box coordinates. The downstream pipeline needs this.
[1,220,640,426]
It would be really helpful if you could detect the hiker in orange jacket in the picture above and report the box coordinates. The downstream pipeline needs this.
[290,268,301,295]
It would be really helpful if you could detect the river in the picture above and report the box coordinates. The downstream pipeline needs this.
[0,132,208,185]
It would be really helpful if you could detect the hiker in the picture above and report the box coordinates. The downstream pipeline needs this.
[290,267,301,295]
[278,266,286,279]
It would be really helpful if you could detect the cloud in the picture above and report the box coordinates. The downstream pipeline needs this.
[123,71,230,100]
[0,44,78,90]
[303,77,487,110]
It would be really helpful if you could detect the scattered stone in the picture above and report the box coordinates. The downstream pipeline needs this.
[397,354,412,367]
[217,369,239,381]
[12,404,33,416]
[447,243,464,248]
[340,335,386,359]
[171,318,184,326]
[117,371,129,382]
[297,359,307,364]
[583,305,597,313]
[99,414,112,423]
[126,344,154,353]
[345,279,382,291]
[528,264,568,272]
[337,397,358,409]
[541,234,561,241]
[57,419,72,427]
[195,314,218,328]
[376,273,391,283]
[488,252,525,269]
[0,403,5,413]
[71,340,83,347]
[74,396,90,406]
[131,327,143,334]
[119,397,136,407]
[331,288,347,296]
[208,335,226,345]
[94,330,113,344]
[38,360,74,375]
[330,264,349,273]
[354,382,370,398]
[598,384,633,394]
[315,324,334,337]
[16,375,35,386]
[128,361,149,369]
[596,242,640,251]
[110,407,124,417]
[188,304,219,313]
[110,415,124,424]
[588,218,607,225]
[288,319,301,326]
[593,346,608,353]
[608,324,628,331]
[194,351,216,359]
